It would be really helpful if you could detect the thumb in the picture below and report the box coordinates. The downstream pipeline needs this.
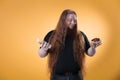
[37,38,43,44]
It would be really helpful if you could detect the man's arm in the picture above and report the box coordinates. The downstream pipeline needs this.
[38,41,51,58]
[87,45,96,56]
[87,38,102,56]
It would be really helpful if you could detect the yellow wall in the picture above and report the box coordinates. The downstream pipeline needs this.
[0,0,120,80]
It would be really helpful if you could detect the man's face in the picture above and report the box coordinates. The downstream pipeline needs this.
[65,14,77,29]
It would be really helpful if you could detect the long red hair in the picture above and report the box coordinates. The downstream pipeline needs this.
[48,9,85,77]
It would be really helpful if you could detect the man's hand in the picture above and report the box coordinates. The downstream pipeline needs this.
[37,38,51,57]
[40,41,52,51]
[91,38,102,48]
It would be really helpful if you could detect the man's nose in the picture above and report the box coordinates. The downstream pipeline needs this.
[71,20,74,24]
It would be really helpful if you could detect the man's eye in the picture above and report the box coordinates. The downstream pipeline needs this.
[68,19,72,22]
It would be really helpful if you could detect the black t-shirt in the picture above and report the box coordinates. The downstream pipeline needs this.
[43,30,90,74]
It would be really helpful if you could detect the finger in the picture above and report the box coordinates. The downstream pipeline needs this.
[41,41,44,47]
[43,41,47,48]
[46,42,50,49]
[96,44,99,47]
[96,42,102,47]
[90,41,95,46]
[98,42,102,46]
[37,38,43,44]
[98,40,102,45]
[90,42,96,48]
[41,41,46,48]
[91,41,97,45]
[48,44,52,49]
[46,43,50,47]
[46,43,52,49]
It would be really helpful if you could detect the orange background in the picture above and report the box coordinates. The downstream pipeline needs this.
[0,0,120,80]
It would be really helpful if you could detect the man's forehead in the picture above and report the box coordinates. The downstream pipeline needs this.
[67,14,77,19]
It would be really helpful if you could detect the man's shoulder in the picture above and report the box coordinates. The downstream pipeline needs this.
[46,30,55,35]
[79,30,86,36]
[79,30,83,33]
[78,30,84,35]
[44,30,55,42]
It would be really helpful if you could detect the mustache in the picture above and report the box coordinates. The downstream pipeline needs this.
[66,27,76,36]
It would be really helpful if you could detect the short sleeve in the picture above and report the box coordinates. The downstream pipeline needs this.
[80,31,90,53]
[44,30,54,42]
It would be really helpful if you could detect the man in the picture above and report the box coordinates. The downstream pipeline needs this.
[38,9,102,80]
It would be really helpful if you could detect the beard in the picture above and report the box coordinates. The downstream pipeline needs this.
[66,26,76,38]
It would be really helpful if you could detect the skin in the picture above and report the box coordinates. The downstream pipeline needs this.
[38,13,102,57]
[65,14,77,29]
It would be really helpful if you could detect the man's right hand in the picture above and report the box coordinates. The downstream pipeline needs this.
[38,40,52,58]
